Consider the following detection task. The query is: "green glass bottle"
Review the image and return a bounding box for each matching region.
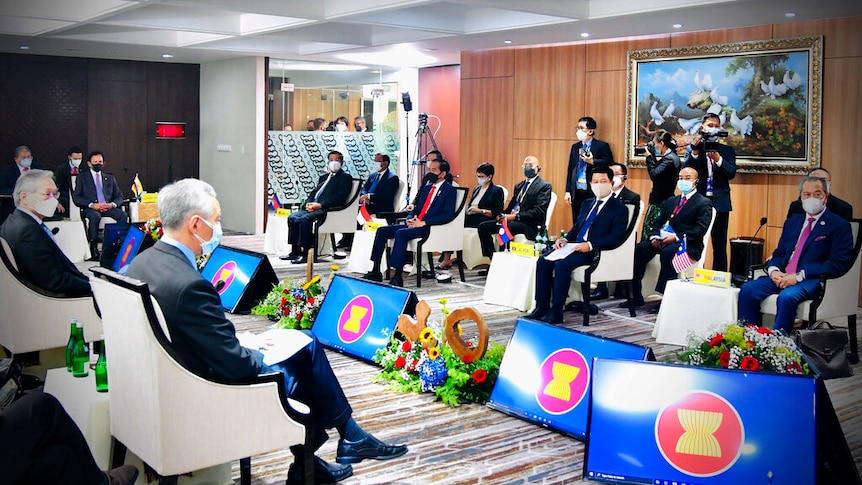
[95,339,108,392]
[65,320,81,372]
[72,338,90,378]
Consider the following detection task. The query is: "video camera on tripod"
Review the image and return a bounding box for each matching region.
[418,112,428,127]
[696,129,729,152]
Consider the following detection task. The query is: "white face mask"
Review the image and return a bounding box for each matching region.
[328,161,342,172]
[612,175,623,190]
[576,129,588,142]
[193,217,223,256]
[591,182,612,199]
[373,162,382,172]
[32,194,59,217]
[70,157,82,168]
[19,157,33,169]
[477,176,489,186]
[336,124,348,132]
[801,196,825,215]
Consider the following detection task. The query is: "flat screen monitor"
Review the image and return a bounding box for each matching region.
[199,246,268,312]
[585,359,817,484]
[112,225,145,273]
[487,319,652,440]
[103,222,130,251]
[312,274,415,362]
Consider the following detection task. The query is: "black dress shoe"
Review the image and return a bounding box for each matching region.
[388,275,404,287]
[336,435,408,464]
[589,288,609,300]
[291,256,308,264]
[527,308,549,320]
[287,455,353,484]
[539,312,563,325]
[362,271,383,282]
[421,270,436,279]
[280,251,300,261]
[618,299,644,308]
[477,269,488,276]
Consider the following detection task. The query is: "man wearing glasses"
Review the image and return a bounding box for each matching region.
[0,170,91,296]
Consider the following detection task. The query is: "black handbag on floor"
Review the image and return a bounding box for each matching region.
[795,321,853,380]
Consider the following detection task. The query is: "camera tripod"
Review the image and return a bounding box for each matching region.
[404,113,440,206]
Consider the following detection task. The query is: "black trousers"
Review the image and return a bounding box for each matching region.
[287,209,325,251]
[632,240,682,298]
[570,189,591,227]
[0,392,106,485]
[82,207,128,242]
[476,219,532,258]
[711,211,729,272]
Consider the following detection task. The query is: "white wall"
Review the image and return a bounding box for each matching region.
[200,57,265,234]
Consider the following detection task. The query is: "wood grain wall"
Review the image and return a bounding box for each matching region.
[460,17,862,277]
[418,65,461,174]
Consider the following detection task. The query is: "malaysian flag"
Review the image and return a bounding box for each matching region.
[672,236,695,274]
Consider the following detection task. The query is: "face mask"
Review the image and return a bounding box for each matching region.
[34,196,59,217]
[591,182,612,199]
[91,164,103,173]
[422,172,439,185]
[576,129,588,142]
[328,161,342,172]
[193,217,223,256]
[70,158,82,168]
[336,124,347,132]
[477,177,489,186]
[19,158,32,169]
[373,162,382,172]
[801,196,825,215]
[612,175,623,190]
[524,166,537,179]
[677,180,695,194]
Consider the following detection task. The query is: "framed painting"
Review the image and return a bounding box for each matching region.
[625,36,822,174]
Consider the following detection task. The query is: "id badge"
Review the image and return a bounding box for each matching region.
[706,177,714,196]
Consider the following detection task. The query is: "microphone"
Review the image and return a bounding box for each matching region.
[742,216,768,284]
[51,227,60,235]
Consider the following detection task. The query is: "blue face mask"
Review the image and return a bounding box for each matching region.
[194,217,223,255]
[677,180,695,194]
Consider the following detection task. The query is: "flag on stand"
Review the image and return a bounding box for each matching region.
[270,193,282,211]
[357,204,372,225]
[672,236,695,274]
[495,217,514,246]
[131,174,144,199]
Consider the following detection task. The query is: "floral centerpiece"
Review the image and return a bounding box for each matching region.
[251,266,337,330]
[677,322,811,375]
[373,298,506,407]
[141,218,163,241]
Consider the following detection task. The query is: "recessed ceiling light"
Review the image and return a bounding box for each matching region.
[422,47,438,52]
[785,11,797,18]
[161,53,173,59]
[673,23,683,29]
[18,45,29,50]
[503,39,512,44]
[370,70,381,74]
[580,32,590,38]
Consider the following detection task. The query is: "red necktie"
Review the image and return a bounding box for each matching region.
[71,167,78,175]
[785,217,815,274]
[417,185,437,221]
[672,196,687,217]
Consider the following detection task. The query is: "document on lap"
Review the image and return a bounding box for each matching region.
[257,329,313,365]
[659,223,676,240]
[544,243,577,261]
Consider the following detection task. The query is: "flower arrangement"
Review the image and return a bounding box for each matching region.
[373,298,506,407]
[251,266,337,329]
[141,218,163,242]
[677,322,811,375]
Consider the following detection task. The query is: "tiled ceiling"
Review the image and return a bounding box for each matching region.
[0,0,859,67]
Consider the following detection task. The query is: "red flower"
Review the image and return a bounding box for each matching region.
[462,355,473,364]
[740,356,761,371]
[785,361,803,373]
[471,369,487,384]
[401,341,413,352]
[745,340,755,349]
[708,334,724,347]
[308,297,315,305]
[394,357,406,369]
[719,350,731,368]
[756,326,773,335]
[296,312,303,322]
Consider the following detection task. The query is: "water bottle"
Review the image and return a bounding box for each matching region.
[560,229,567,241]
[534,225,546,253]
[72,336,90,378]
[65,320,81,372]
[95,338,108,392]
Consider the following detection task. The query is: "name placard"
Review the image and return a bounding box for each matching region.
[364,221,383,233]
[509,241,537,258]
[141,192,158,203]
[275,208,291,218]
[693,268,732,288]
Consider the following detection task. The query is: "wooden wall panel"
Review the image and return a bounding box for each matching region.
[461,49,514,79]
[821,57,862,214]
[419,65,461,173]
[146,62,201,186]
[585,37,670,72]
[773,17,862,58]
[460,77,514,178]
[512,139,573,234]
[671,25,774,47]
[584,71,627,163]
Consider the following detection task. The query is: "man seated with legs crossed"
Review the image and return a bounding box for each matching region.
[128,179,406,485]
[630,167,713,312]
[738,176,853,333]
[528,167,628,324]
[363,159,456,287]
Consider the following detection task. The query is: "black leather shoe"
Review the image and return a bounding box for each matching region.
[388,275,404,287]
[421,270,436,279]
[363,271,383,282]
[618,298,644,308]
[279,251,300,261]
[105,465,139,485]
[527,308,549,320]
[589,288,609,300]
[539,312,563,325]
[477,269,488,277]
[291,256,308,264]
[336,435,408,464]
[287,456,353,484]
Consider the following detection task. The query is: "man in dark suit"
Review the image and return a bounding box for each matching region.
[787,167,853,221]
[630,167,713,309]
[72,150,128,259]
[739,176,853,333]
[127,178,406,484]
[684,113,736,271]
[52,146,84,220]
[477,156,552,259]
[1,146,47,224]
[337,153,401,250]
[363,159,456,287]
[529,167,628,324]
[565,117,614,227]
[0,170,91,296]
[353,116,370,132]
[283,150,353,264]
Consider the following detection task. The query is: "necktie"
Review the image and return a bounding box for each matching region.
[71,167,78,175]
[22,167,29,172]
[417,185,437,221]
[672,196,687,217]
[96,174,106,203]
[576,200,603,243]
[41,223,55,242]
[314,176,332,202]
[514,181,530,211]
[785,217,815,274]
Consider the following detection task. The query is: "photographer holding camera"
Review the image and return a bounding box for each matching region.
[683,112,737,271]
[639,130,681,240]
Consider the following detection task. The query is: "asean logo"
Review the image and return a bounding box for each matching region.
[117,237,137,268]
[655,390,744,477]
[210,261,236,295]
[336,295,374,344]
[535,349,589,414]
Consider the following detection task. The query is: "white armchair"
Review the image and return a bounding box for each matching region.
[460,186,509,270]
[0,237,101,356]
[313,178,361,261]
[567,201,645,325]
[759,219,861,362]
[88,267,312,485]
[401,187,468,287]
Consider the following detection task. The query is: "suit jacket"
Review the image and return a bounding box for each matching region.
[0,162,48,195]
[787,194,853,221]
[408,182,457,225]
[768,209,853,279]
[0,209,90,296]
[565,138,614,194]
[565,195,628,250]
[72,169,124,208]
[53,161,78,217]
[614,186,641,206]
[361,170,400,215]
[308,171,353,210]
[470,183,505,215]
[646,151,681,205]
[127,241,264,382]
[684,143,736,212]
[504,176,553,228]
[650,192,714,261]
